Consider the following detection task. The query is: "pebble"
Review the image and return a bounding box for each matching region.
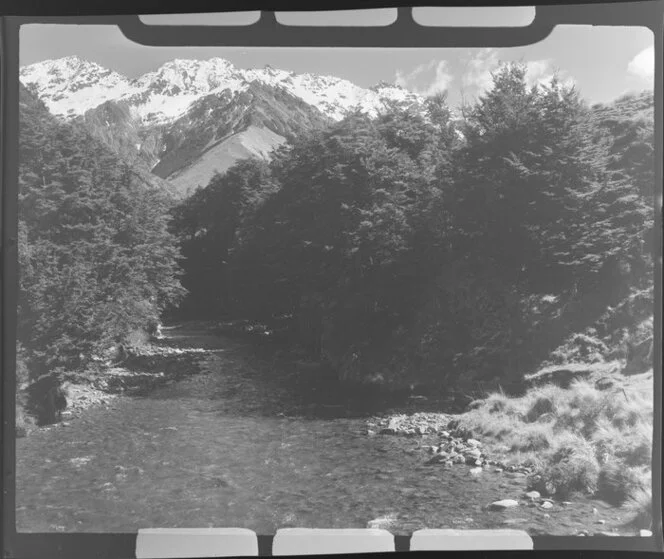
[543,514,550,519]
[540,501,554,510]
[488,499,519,511]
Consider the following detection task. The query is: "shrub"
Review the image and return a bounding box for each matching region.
[525,395,557,422]
[537,434,600,498]
[622,486,653,529]
[15,400,35,438]
[554,380,606,437]
[509,424,553,452]
[597,462,645,505]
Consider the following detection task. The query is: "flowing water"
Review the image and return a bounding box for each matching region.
[16,323,627,535]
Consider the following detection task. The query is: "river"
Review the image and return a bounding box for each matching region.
[16,323,626,535]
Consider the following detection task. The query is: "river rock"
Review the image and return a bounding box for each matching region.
[367,515,397,529]
[488,499,519,511]
[469,467,483,476]
[464,449,482,463]
[640,530,653,537]
[540,501,553,510]
[524,491,540,501]
[467,439,482,447]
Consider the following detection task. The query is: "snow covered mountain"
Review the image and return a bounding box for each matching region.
[20,56,428,197]
[20,56,425,125]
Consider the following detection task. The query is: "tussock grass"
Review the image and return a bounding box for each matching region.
[622,485,654,529]
[535,433,600,498]
[459,368,653,510]
[16,401,36,438]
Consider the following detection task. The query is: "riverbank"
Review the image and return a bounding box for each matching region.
[17,326,214,437]
[367,361,654,535]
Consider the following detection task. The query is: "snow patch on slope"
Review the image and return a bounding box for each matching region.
[19,56,135,118]
[21,56,426,125]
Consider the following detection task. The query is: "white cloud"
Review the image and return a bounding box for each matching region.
[461,48,499,93]
[524,59,576,90]
[459,51,575,98]
[628,46,654,85]
[395,59,453,97]
[525,59,553,86]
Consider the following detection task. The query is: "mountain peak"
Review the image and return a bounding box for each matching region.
[19,55,427,124]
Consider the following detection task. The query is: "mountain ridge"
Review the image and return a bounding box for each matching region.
[20,55,426,125]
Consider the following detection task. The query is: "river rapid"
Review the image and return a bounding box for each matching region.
[16,323,628,535]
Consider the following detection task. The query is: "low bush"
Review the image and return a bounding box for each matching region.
[460,366,653,506]
[597,462,647,505]
[509,424,553,452]
[622,485,653,530]
[15,400,35,438]
[536,434,600,498]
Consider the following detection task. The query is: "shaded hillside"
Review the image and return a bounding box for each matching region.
[78,82,331,198]
[17,83,185,387]
[151,82,331,196]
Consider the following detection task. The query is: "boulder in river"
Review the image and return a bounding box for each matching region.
[488,499,520,511]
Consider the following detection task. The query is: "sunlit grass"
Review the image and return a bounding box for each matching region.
[458,365,653,527]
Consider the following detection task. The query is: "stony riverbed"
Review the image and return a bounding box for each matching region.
[16,322,639,536]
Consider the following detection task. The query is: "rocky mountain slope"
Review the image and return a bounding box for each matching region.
[21,56,426,197]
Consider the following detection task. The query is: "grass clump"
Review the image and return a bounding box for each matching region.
[597,462,648,506]
[622,485,654,530]
[15,400,36,438]
[458,367,653,509]
[535,433,600,498]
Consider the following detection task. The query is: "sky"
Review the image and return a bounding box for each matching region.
[19,10,654,109]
